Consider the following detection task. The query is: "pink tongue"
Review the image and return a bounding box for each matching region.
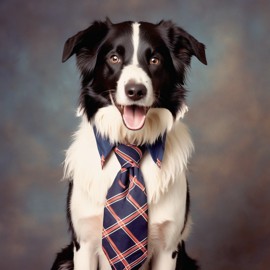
[122,105,146,130]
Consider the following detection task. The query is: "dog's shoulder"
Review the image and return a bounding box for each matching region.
[64,116,119,204]
[142,120,194,203]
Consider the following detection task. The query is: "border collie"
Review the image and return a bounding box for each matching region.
[51,19,207,270]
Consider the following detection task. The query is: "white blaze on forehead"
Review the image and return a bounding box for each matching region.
[131,22,140,65]
[115,21,154,108]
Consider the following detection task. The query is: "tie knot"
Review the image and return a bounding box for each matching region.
[114,144,145,168]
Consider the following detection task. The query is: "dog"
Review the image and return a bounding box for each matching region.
[51,18,207,270]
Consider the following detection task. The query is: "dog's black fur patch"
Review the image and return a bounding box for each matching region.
[175,241,200,270]
[51,243,74,270]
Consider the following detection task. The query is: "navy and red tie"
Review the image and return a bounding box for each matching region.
[102,144,148,270]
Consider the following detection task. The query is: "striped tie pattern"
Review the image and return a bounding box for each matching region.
[102,144,148,270]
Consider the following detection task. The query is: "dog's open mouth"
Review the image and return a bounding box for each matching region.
[118,105,149,130]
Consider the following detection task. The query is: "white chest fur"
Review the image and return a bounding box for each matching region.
[64,108,194,259]
[64,112,193,202]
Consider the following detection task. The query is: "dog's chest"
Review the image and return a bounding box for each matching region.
[64,118,193,205]
[66,135,164,205]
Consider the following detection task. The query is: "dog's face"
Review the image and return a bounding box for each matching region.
[62,19,206,132]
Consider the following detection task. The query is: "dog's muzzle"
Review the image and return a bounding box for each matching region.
[114,82,149,131]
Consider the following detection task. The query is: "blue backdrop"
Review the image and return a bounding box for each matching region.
[1,0,269,269]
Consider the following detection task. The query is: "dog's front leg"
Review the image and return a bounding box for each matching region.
[72,216,102,270]
[148,221,181,270]
[73,241,98,270]
[151,248,178,270]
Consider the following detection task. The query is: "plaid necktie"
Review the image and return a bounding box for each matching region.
[93,127,166,269]
[102,144,148,270]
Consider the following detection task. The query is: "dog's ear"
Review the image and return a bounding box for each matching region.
[62,20,109,63]
[62,30,86,62]
[175,27,207,65]
[158,21,207,66]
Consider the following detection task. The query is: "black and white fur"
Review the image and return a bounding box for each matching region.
[51,19,207,270]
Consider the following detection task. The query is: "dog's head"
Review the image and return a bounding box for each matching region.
[63,19,206,142]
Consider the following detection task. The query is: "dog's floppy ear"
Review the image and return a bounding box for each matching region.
[175,27,207,65]
[62,20,109,63]
[62,30,86,62]
[159,20,207,66]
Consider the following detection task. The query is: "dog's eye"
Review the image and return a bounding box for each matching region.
[109,55,121,64]
[149,57,160,65]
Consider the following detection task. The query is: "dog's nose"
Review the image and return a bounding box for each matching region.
[125,82,147,101]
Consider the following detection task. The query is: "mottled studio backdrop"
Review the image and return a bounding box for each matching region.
[1,0,269,269]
